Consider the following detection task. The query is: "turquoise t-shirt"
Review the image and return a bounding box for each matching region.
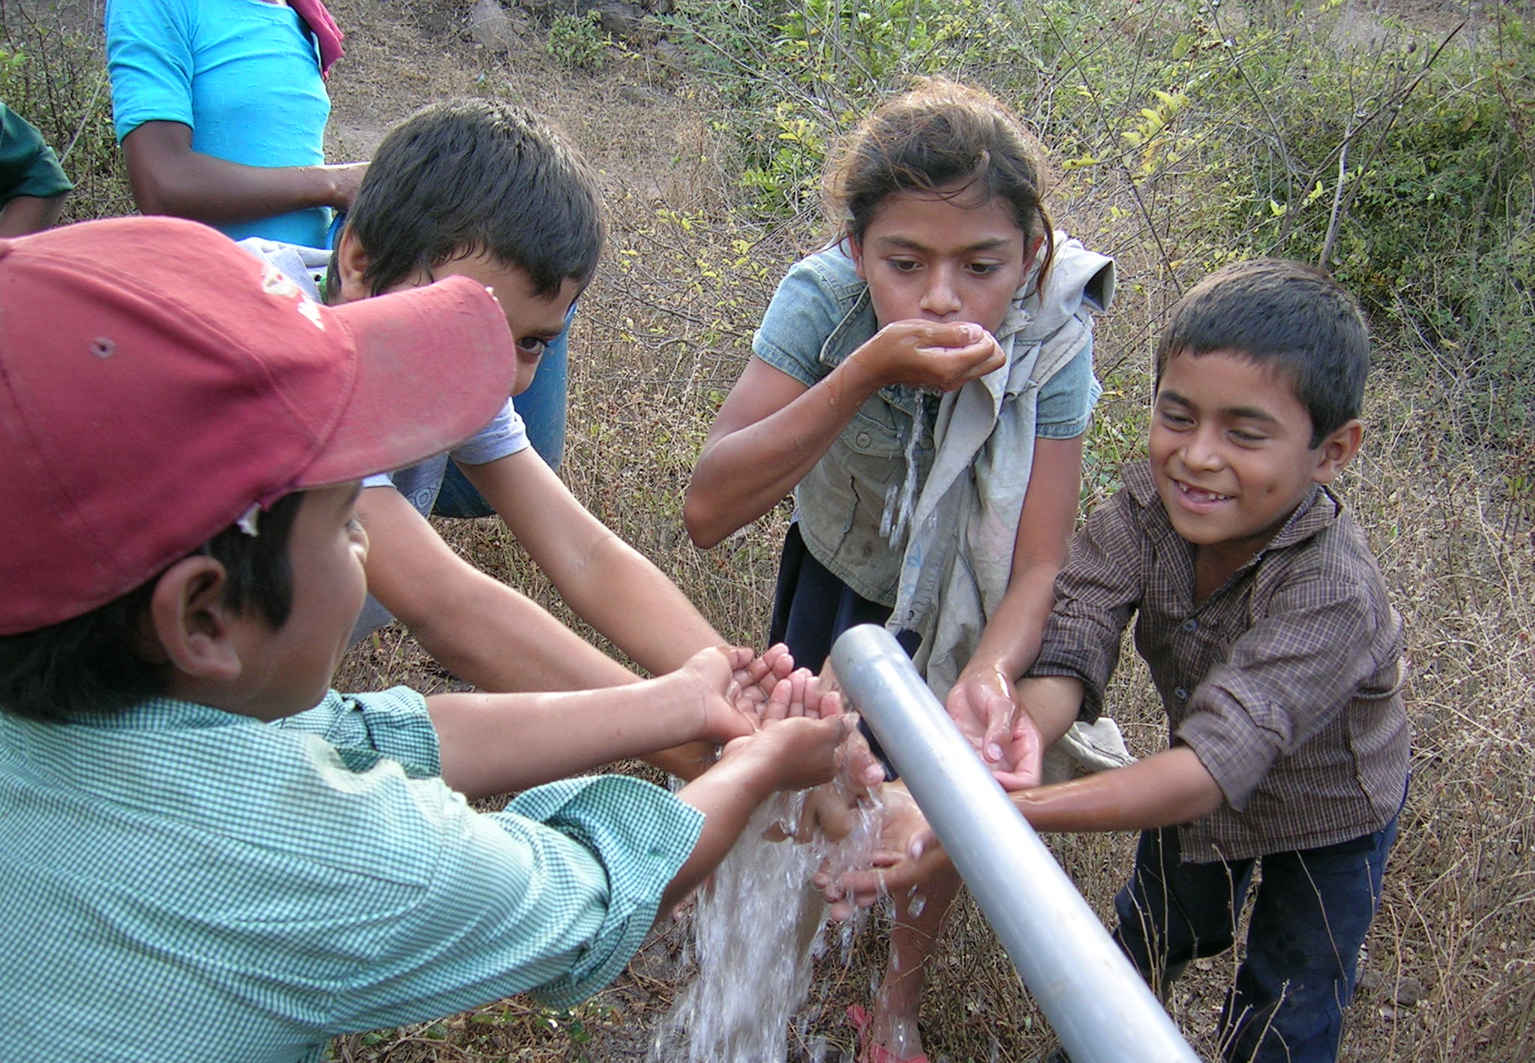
[106,0,333,246]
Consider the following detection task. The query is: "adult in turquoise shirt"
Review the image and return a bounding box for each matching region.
[106,0,573,467]
[106,0,365,246]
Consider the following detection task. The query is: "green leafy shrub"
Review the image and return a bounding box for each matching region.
[547,12,611,72]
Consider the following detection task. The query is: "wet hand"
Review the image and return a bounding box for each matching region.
[760,665,848,722]
[789,726,886,843]
[734,643,795,717]
[683,645,763,744]
[852,320,1006,393]
[946,666,1020,764]
[720,712,852,793]
[945,670,1046,790]
[815,783,946,918]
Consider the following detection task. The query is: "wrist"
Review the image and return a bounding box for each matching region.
[711,738,781,802]
[829,348,886,400]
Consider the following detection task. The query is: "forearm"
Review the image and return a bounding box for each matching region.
[1015,676,1085,746]
[1014,747,1224,833]
[428,673,706,799]
[642,741,718,782]
[124,124,362,222]
[551,530,726,675]
[960,433,1081,686]
[684,357,882,547]
[0,192,67,236]
[659,749,782,913]
[963,559,1059,684]
[404,573,640,692]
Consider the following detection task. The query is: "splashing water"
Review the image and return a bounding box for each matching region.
[651,788,887,1063]
[879,402,928,547]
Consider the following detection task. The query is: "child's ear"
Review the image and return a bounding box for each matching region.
[1025,232,1047,270]
[147,556,244,681]
[333,226,374,305]
[848,234,867,281]
[1312,419,1364,485]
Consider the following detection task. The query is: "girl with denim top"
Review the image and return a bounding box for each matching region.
[685,80,1124,1063]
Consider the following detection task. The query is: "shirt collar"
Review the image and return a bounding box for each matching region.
[56,696,263,731]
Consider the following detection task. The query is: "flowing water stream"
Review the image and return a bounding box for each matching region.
[650,789,887,1063]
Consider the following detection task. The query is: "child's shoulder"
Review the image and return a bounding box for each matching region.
[782,241,863,297]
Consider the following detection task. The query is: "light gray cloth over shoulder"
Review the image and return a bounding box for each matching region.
[883,238,1132,780]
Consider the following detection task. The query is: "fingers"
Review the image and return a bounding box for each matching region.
[981,697,1017,766]
[763,642,796,681]
[806,684,844,721]
[840,735,887,791]
[759,673,793,722]
[990,764,1043,792]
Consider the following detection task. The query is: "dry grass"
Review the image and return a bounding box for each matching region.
[331,138,1535,1060]
[11,0,1518,1055]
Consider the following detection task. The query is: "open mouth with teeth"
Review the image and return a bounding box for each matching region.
[1172,479,1233,506]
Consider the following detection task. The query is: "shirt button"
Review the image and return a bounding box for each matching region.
[855,431,872,448]
[1174,687,1189,700]
[1181,618,1198,633]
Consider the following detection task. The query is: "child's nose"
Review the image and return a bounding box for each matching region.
[1183,428,1225,470]
[920,268,962,318]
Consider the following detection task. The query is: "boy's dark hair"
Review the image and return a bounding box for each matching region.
[336,99,605,299]
[0,493,304,721]
[1154,259,1370,446]
[826,78,1056,287]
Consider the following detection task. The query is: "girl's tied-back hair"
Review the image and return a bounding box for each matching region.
[825,79,1057,291]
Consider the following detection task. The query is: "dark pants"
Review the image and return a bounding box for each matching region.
[1113,815,1399,1063]
[769,523,918,778]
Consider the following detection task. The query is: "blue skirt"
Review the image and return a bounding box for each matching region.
[770,523,918,777]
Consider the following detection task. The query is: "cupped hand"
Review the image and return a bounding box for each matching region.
[946,665,1020,765]
[851,320,1006,393]
[720,712,852,793]
[760,665,848,723]
[682,645,763,745]
[788,725,887,844]
[814,782,947,918]
[735,643,796,715]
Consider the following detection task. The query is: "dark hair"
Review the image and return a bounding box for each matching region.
[1154,259,1370,446]
[826,79,1056,286]
[335,99,605,299]
[0,492,304,721]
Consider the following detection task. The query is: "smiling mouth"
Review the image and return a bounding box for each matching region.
[1173,479,1232,504]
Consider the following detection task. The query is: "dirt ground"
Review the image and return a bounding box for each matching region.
[323,0,710,209]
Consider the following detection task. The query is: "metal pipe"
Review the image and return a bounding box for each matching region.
[830,624,1200,1063]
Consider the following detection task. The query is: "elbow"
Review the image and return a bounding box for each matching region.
[682,489,728,550]
[125,165,182,218]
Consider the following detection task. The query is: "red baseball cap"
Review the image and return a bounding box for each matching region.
[0,216,518,635]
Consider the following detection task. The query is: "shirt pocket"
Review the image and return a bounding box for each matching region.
[840,402,906,459]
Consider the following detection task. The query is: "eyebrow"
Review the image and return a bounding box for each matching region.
[342,482,363,508]
[1158,389,1281,425]
[873,234,1016,255]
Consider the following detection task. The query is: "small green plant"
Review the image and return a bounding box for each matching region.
[0,9,133,222]
[547,12,610,72]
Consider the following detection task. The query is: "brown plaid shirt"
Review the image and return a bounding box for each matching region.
[1030,462,1409,862]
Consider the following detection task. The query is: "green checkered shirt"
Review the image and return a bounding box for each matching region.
[0,687,702,1061]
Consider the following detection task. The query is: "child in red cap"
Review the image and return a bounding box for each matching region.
[0,216,851,1062]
